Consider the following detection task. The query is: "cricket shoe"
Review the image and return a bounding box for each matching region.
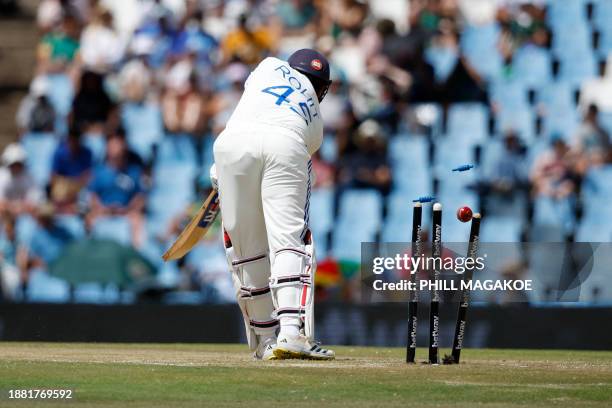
[273,334,335,360]
[254,337,277,360]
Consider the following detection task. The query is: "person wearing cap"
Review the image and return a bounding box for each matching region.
[212,49,334,360]
[0,143,43,217]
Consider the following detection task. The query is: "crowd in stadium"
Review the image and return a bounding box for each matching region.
[1,0,611,303]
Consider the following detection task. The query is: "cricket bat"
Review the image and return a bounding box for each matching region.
[162,189,220,261]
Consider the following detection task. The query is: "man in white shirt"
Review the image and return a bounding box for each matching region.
[213,49,334,360]
[0,144,42,216]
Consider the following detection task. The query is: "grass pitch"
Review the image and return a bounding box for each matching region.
[0,343,611,407]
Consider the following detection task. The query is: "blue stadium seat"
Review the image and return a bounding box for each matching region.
[547,0,588,29]
[598,27,612,58]
[536,82,575,112]
[74,283,120,303]
[147,186,194,233]
[531,196,574,241]
[479,215,521,242]
[512,44,552,87]
[382,192,419,242]
[537,82,580,138]
[319,133,338,163]
[425,45,458,83]
[490,80,529,111]
[21,132,58,186]
[308,187,334,239]
[91,216,132,246]
[331,220,376,261]
[337,189,383,233]
[392,166,432,197]
[156,134,198,171]
[593,0,612,31]
[389,134,429,171]
[433,138,477,177]
[121,102,164,161]
[26,268,70,302]
[460,24,502,80]
[558,51,597,87]
[46,73,74,117]
[446,103,489,143]
[551,20,592,58]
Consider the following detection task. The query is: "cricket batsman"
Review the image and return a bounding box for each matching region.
[212,49,334,360]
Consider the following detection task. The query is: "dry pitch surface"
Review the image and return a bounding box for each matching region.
[0,343,611,407]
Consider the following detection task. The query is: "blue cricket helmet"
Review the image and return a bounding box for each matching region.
[288,48,332,102]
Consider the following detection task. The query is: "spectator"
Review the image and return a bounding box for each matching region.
[337,119,392,196]
[530,135,577,199]
[572,105,611,173]
[79,6,123,72]
[37,12,81,73]
[27,203,77,270]
[71,70,114,131]
[0,144,42,217]
[221,14,275,65]
[162,58,209,135]
[50,126,93,211]
[16,76,56,134]
[276,0,318,37]
[0,216,27,301]
[118,57,154,103]
[87,132,145,248]
[486,131,529,196]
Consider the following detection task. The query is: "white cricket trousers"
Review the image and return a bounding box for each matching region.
[213,127,312,340]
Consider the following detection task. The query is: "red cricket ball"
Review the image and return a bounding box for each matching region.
[456,206,473,223]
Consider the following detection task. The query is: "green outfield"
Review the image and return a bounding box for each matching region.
[0,343,611,407]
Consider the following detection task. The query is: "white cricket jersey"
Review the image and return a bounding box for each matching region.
[225,57,324,156]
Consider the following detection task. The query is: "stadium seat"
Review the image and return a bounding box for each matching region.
[156,134,198,171]
[551,20,592,59]
[393,166,432,197]
[592,0,612,31]
[558,52,597,87]
[446,103,489,143]
[337,189,383,233]
[479,215,521,242]
[121,102,163,162]
[91,216,132,246]
[531,196,574,241]
[26,268,70,302]
[319,133,338,163]
[21,132,58,186]
[382,192,420,242]
[308,187,334,238]
[536,82,576,113]
[546,0,588,29]
[331,220,376,261]
[389,134,429,175]
[511,44,553,88]
[490,79,530,111]
[460,24,503,80]
[433,138,477,176]
[46,73,74,117]
[74,283,120,304]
